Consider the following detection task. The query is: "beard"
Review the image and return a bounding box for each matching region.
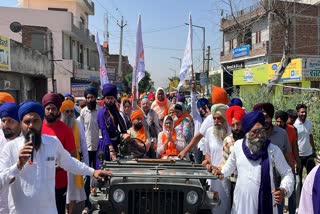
[232,129,245,141]
[45,113,58,123]
[213,121,227,140]
[61,114,75,128]
[23,128,42,148]
[246,133,267,154]
[264,122,272,131]
[3,128,17,139]
[133,122,143,130]
[105,101,117,110]
[87,101,97,110]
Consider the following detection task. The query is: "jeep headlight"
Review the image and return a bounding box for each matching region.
[186,191,198,205]
[113,188,125,203]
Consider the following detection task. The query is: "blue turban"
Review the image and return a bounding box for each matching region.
[176,93,186,103]
[64,93,72,98]
[241,111,265,134]
[18,101,44,121]
[84,86,98,98]
[102,83,117,98]
[228,98,243,107]
[0,102,19,122]
[197,98,209,109]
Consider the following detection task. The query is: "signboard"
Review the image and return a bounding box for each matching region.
[200,72,207,85]
[107,67,116,81]
[233,64,268,85]
[71,83,91,97]
[233,45,250,58]
[268,58,302,82]
[0,35,10,71]
[302,58,320,81]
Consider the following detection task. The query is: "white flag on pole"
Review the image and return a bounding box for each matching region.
[132,15,145,95]
[96,32,109,88]
[177,14,193,91]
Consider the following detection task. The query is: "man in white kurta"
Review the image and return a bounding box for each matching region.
[0,102,21,214]
[0,101,111,214]
[202,104,231,213]
[298,164,320,214]
[214,111,294,214]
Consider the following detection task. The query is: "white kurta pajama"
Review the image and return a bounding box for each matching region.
[221,139,294,214]
[66,120,90,203]
[0,135,95,214]
[203,126,231,214]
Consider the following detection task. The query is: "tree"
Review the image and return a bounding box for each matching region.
[122,71,154,94]
[221,0,299,93]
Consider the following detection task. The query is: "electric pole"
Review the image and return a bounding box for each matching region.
[205,46,212,95]
[104,13,109,43]
[117,16,127,81]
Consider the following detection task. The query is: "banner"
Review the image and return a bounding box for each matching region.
[0,35,10,71]
[96,32,109,88]
[177,14,193,91]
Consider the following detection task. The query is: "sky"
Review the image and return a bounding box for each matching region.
[0,0,254,89]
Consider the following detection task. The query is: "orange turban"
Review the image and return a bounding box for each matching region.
[60,100,74,112]
[130,109,144,121]
[226,106,246,126]
[212,86,229,105]
[0,92,15,103]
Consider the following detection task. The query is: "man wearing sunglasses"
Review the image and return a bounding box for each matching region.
[212,111,294,214]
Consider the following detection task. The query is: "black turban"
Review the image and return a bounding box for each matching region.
[84,86,98,98]
[253,102,274,118]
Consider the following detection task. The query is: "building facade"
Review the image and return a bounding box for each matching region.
[0,0,100,96]
[220,0,320,94]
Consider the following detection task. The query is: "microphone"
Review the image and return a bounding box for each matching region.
[28,133,35,165]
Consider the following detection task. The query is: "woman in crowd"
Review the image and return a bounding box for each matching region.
[157,115,185,159]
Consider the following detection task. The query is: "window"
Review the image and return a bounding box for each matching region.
[80,17,85,30]
[31,34,46,53]
[48,8,67,12]
[229,39,234,51]
[256,31,261,44]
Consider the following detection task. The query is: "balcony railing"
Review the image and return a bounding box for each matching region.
[82,0,94,14]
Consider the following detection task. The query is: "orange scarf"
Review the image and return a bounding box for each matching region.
[174,111,191,128]
[135,126,147,142]
[73,122,84,188]
[156,98,169,117]
[161,130,178,158]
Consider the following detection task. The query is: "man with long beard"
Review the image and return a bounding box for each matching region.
[41,93,77,214]
[202,103,231,213]
[60,100,89,214]
[0,103,21,214]
[213,111,294,214]
[0,101,111,214]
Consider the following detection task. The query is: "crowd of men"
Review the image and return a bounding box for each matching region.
[0,81,319,214]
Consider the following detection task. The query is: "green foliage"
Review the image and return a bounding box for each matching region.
[232,86,320,150]
[122,71,154,94]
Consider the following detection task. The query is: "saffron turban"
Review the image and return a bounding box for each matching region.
[19,101,44,121]
[176,93,186,103]
[148,92,155,101]
[131,109,144,121]
[212,86,229,105]
[197,98,209,109]
[102,83,117,98]
[42,93,62,109]
[241,111,265,134]
[60,100,74,112]
[0,92,15,103]
[211,104,228,120]
[84,86,98,98]
[0,102,19,122]
[228,98,243,107]
[226,105,246,126]
[253,102,274,118]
